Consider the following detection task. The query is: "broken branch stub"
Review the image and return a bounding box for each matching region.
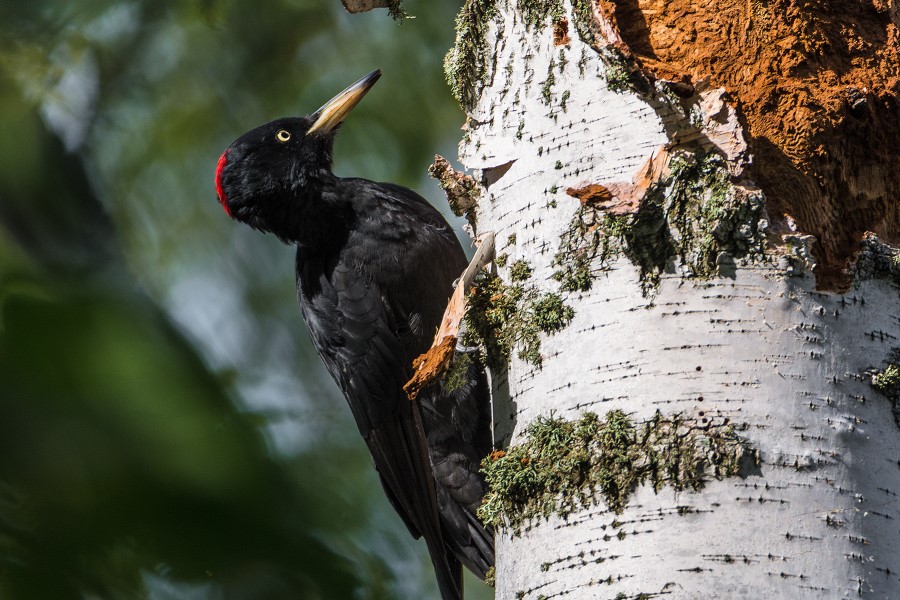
[429,155,481,219]
[340,0,390,13]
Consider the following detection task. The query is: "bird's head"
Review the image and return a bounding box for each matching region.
[215,69,381,242]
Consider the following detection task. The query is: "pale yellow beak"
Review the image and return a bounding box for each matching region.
[307,69,382,135]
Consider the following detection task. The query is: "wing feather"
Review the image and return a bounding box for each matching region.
[297,255,461,598]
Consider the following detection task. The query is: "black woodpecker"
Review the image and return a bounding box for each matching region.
[215,70,494,600]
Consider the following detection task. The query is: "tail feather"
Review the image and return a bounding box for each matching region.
[439,492,494,579]
[428,541,463,600]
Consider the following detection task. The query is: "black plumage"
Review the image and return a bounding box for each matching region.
[215,70,494,599]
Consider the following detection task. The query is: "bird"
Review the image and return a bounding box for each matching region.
[215,69,494,599]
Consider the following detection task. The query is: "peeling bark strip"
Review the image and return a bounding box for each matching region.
[566,183,614,205]
[405,336,458,401]
[451,0,900,598]
[565,147,671,214]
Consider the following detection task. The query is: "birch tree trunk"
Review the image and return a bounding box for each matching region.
[348,1,900,597]
[440,1,900,598]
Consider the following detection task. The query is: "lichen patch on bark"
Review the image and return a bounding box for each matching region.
[590,0,900,289]
[478,410,755,533]
[852,232,900,285]
[873,363,900,399]
[553,149,768,295]
[871,355,900,429]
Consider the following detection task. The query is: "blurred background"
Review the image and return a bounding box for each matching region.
[0,1,490,598]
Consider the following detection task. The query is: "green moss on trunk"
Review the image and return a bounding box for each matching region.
[604,53,632,93]
[463,271,574,368]
[445,0,498,110]
[479,410,755,532]
[566,2,649,95]
[569,0,596,44]
[552,205,616,292]
[443,352,474,393]
[541,57,557,105]
[483,566,496,587]
[509,259,533,282]
[518,0,564,29]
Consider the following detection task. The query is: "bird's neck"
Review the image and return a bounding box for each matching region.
[277,174,353,254]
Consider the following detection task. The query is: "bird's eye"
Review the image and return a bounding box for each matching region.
[276,129,291,142]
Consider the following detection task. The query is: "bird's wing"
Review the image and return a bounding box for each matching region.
[297,255,462,600]
[360,180,468,350]
[358,180,496,578]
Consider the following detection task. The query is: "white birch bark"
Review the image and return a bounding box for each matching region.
[454,1,900,598]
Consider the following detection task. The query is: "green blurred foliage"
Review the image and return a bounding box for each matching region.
[0,0,492,598]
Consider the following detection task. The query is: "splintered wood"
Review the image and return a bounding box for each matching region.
[596,0,900,287]
[404,233,495,401]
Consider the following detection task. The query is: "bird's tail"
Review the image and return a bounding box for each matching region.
[428,545,463,600]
